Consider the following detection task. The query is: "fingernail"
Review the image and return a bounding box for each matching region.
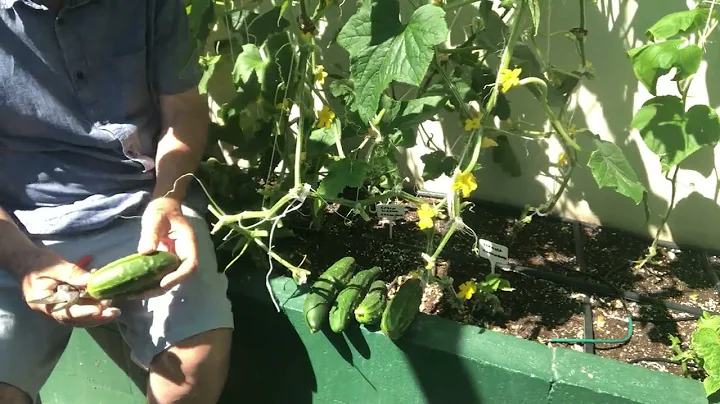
[103,307,121,317]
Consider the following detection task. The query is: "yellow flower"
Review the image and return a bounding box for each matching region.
[300,31,313,41]
[557,152,568,166]
[417,203,435,230]
[568,124,577,136]
[314,65,328,85]
[457,280,477,300]
[452,171,478,198]
[499,67,522,93]
[481,137,498,148]
[276,98,291,111]
[464,117,481,131]
[316,105,335,129]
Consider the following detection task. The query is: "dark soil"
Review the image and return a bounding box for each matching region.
[219,195,718,380]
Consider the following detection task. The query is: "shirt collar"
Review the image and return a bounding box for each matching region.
[1,0,92,9]
[0,0,18,8]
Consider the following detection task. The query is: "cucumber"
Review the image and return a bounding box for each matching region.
[86,251,181,299]
[303,257,357,333]
[354,280,388,325]
[329,266,382,333]
[381,277,424,340]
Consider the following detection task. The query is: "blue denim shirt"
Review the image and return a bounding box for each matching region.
[0,0,205,236]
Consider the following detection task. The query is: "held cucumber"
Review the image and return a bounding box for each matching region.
[302,257,357,333]
[329,266,382,333]
[380,277,424,340]
[86,251,181,299]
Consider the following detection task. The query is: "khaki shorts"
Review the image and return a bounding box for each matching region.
[0,205,234,401]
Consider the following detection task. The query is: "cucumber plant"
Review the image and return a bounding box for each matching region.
[668,312,720,397]
[184,0,657,317]
[625,3,719,269]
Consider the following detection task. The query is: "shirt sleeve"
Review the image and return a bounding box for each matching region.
[150,0,202,96]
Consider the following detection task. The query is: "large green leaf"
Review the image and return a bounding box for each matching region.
[704,375,720,398]
[646,7,711,41]
[631,96,720,172]
[627,40,702,95]
[317,158,371,197]
[232,44,266,85]
[587,138,646,204]
[421,151,457,181]
[336,0,448,122]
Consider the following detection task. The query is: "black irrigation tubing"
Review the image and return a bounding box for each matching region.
[573,221,595,354]
[508,265,720,318]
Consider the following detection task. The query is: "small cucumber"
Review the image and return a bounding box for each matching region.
[303,257,357,333]
[86,251,181,299]
[329,266,382,333]
[381,277,424,340]
[354,280,387,325]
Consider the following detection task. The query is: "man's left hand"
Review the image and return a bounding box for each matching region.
[136,197,199,298]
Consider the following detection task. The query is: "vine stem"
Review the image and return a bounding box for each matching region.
[635,165,680,269]
[515,77,581,151]
[424,218,461,271]
[578,0,587,69]
[461,0,526,175]
[443,0,480,11]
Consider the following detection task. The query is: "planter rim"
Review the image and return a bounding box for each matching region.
[245,274,715,404]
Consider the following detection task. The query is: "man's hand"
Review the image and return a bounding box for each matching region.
[137,197,198,297]
[21,251,120,327]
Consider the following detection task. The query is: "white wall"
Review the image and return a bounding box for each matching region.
[204,0,720,251]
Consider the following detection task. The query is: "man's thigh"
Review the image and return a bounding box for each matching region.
[0,270,72,403]
[44,205,235,371]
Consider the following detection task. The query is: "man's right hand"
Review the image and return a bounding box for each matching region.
[20,249,121,327]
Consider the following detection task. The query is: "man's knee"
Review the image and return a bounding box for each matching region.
[0,383,32,404]
[147,328,232,404]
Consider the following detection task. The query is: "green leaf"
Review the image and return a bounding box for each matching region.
[232,44,266,85]
[698,312,720,331]
[491,135,521,177]
[627,40,702,94]
[631,96,720,172]
[587,138,646,204]
[187,0,215,45]
[318,158,371,197]
[646,8,711,41]
[421,151,457,181]
[307,120,341,159]
[336,1,448,122]
[693,328,720,355]
[230,7,291,44]
[704,375,720,397]
[198,55,222,95]
[381,96,444,135]
[260,32,294,103]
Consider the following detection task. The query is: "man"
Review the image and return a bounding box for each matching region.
[0,1,234,403]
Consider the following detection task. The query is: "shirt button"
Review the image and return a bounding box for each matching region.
[56,17,64,25]
[75,71,85,80]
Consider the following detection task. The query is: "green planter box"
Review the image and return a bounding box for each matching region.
[225,272,718,404]
[40,270,718,404]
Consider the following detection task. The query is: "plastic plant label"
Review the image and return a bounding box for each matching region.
[478,238,509,273]
[376,203,406,220]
